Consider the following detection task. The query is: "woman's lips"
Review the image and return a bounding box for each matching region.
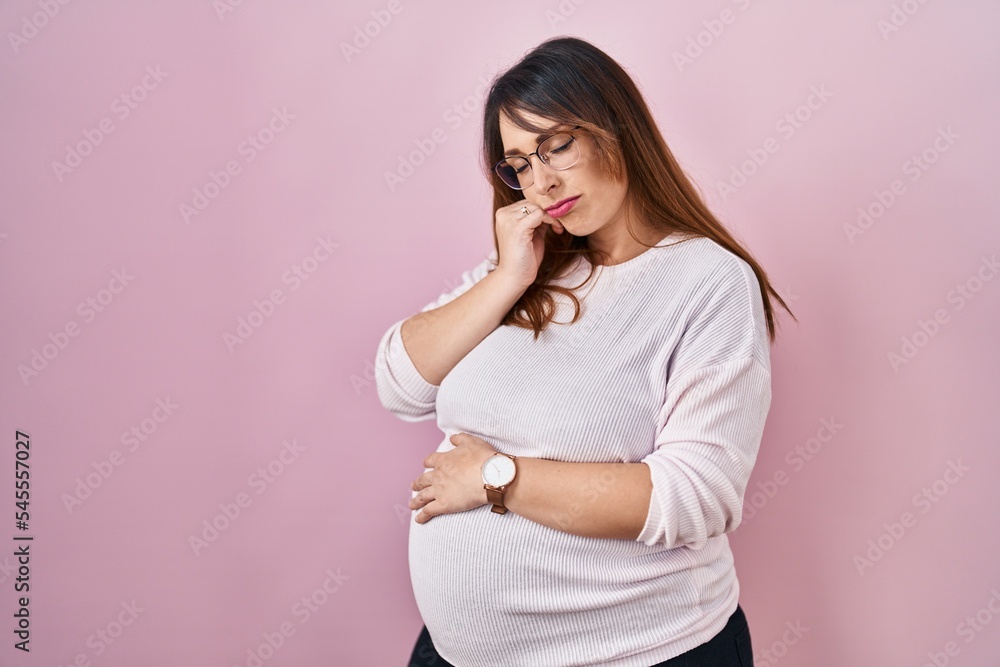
[546,196,580,218]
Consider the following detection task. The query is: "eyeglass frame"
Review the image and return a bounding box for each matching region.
[493,124,583,190]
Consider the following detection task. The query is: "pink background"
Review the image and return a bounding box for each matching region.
[1,1,998,665]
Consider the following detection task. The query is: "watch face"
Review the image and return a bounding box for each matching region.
[482,454,516,486]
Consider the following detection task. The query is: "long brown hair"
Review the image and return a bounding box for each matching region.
[481,36,796,342]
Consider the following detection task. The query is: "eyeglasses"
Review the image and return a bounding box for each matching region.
[494,125,582,190]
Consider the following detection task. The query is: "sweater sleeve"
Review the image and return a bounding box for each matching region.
[374,248,499,423]
[636,256,772,550]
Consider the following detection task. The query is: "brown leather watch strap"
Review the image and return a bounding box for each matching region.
[485,485,508,514]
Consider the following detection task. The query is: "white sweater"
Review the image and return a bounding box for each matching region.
[375,231,772,667]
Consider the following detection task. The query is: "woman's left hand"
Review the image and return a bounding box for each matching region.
[409,433,496,524]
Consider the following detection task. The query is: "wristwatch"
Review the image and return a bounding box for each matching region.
[481,451,518,514]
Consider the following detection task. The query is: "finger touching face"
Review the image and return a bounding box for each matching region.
[498,109,628,237]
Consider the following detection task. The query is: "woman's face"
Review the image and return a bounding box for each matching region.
[498,110,630,238]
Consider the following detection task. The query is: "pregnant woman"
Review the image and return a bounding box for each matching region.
[375,36,796,667]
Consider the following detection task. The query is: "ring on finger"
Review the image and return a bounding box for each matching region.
[520,205,530,217]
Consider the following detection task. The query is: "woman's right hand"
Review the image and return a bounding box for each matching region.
[493,200,565,289]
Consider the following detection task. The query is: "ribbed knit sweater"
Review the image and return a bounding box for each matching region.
[375,231,772,667]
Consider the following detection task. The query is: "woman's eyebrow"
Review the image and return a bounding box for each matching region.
[503,128,568,157]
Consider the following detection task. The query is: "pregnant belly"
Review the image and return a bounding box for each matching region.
[408,502,548,615]
[407,501,598,650]
[406,493,675,651]
[405,452,739,666]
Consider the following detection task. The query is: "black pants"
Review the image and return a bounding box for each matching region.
[408,604,752,666]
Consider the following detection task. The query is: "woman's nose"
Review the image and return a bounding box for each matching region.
[531,159,560,194]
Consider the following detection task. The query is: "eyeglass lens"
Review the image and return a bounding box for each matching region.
[496,133,579,190]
